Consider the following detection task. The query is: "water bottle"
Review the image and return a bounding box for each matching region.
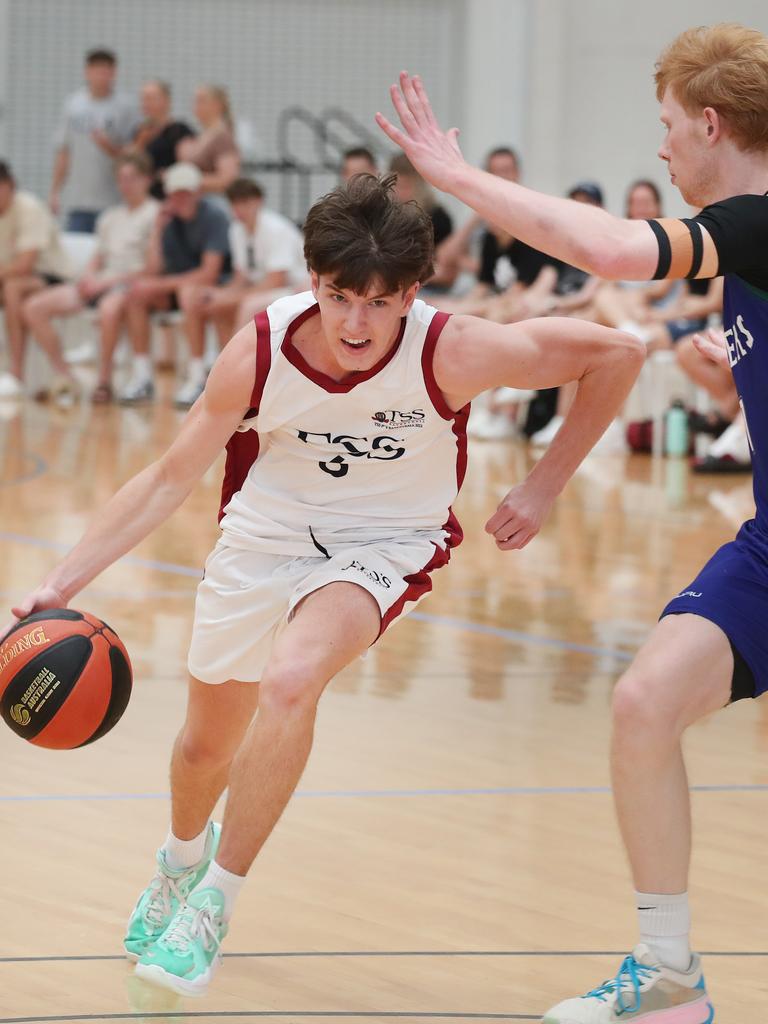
[665,400,689,457]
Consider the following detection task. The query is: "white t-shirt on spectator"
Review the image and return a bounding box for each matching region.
[0,191,72,280]
[229,209,306,288]
[95,198,159,278]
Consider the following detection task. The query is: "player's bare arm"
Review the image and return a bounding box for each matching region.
[376,73,719,282]
[11,323,258,620]
[434,316,644,549]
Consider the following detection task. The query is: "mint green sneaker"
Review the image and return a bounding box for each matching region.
[134,888,227,996]
[123,822,220,962]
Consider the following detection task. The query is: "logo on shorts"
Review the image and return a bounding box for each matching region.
[371,409,425,430]
[341,559,392,589]
[677,590,702,599]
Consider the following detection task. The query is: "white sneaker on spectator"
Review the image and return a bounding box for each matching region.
[467,407,517,440]
[174,376,206,410]
[0,372,24,398]
[589,418,628,455]
[118,378,155,405]
[530,415,564,447]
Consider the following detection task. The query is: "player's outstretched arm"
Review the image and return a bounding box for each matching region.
[376,72,657,280]
[434,316,645,549]
[10,324,257,622]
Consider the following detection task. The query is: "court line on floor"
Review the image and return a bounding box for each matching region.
[2,782,768,804]
[1,949,766,964]
[0,454,48,488]
[0,532,635,663]
[0,1014,535,1023]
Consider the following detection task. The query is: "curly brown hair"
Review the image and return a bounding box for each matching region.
[303,173,435,294]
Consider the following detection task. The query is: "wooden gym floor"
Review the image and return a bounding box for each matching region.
[1,381,766,1022]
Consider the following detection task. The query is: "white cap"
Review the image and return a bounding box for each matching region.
[165,162,203,194]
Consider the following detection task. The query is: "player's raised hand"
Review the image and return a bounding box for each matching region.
[692,327,730,367]
[376,72,468,194]
[485,482,555,551]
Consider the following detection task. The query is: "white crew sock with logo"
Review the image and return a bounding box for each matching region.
[636,891,692,972]
[195,859,246,920]
[132,354,153,385]
[163,824,209,871]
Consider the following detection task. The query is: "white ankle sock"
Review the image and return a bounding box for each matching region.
[163,824,209,870]
[133,354,152,382]
[196,859,245,920]
[636,891,692,972]
[187,357,205,384]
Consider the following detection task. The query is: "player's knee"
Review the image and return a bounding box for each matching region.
[259,659,325,713]
[611,669,675,738]
[178,729,233,771]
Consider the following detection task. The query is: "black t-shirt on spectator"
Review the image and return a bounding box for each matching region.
[478,230,561,291]
[431,205,453,247]
[146,121,196,199]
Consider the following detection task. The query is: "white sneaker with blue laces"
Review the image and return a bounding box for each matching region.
[541,944,714,1023]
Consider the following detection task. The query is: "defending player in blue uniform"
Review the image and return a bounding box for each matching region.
[379,21,768,1023]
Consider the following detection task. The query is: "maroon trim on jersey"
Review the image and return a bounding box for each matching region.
[421,310,461,421]
[379,311,470,636]
[421,308,468,549]
[217,311,273,523]
[281,302,407,393]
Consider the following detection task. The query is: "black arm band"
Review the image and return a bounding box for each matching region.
[682,218,704,278]
[646,219,671,279]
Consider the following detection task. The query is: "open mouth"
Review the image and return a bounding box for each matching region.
[341,337,372,352]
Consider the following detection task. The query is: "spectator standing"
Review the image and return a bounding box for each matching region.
[50,48,140,232]
[339,147,378,182]
[176,85,240,199]
[119,163,230,407]
[179,178,306,372]
[23,154,159,404]
[133,81,194,200]
[0,162,72,397]
[389,153,452,245]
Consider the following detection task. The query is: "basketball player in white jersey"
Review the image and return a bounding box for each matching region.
[11,173,642,996]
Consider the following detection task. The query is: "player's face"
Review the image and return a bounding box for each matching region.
[658,89,717,206]
[312,272,419,375]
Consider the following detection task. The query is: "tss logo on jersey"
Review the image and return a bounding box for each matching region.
[296,429,406,478]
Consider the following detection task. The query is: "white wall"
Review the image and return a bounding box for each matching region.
[524,0,768,215]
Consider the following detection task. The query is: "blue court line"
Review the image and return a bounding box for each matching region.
[0,532,635,662]
[2,783,767,804]
[0,454,48,488]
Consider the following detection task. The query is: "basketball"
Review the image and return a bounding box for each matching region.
[0,609,132,749]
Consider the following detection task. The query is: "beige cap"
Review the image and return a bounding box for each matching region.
[165,162,203,194]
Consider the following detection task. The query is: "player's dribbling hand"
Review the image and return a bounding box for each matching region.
[692,327,729,367]
[4,584,69,640]
[376,72,468,194]
[485,483,554,551]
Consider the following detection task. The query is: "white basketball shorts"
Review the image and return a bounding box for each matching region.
[187,536,450,684]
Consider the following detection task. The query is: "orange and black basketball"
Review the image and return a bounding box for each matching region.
[0,609,132,749]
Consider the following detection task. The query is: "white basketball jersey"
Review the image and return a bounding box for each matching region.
[219,291,469,556]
